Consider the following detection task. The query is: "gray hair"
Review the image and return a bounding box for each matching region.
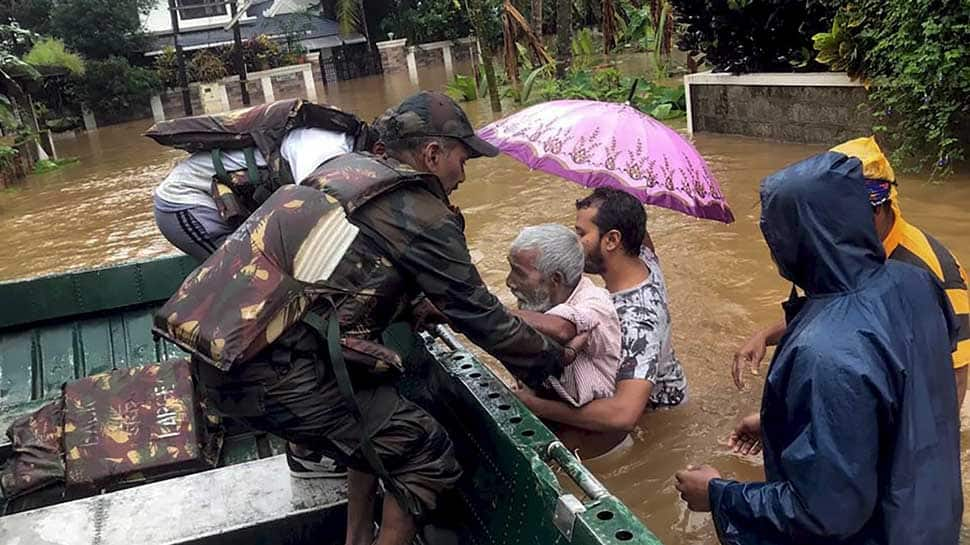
[511,224,584,289]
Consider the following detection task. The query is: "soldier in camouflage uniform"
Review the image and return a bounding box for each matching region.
[180,92,568,545]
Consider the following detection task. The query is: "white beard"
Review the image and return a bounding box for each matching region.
[513,287,553,313]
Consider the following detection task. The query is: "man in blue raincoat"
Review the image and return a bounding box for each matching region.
[674,149,963,544]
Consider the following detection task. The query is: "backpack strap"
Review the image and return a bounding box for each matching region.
[301,311,421,516]
[242,147,261,185]
[211,149,229,182]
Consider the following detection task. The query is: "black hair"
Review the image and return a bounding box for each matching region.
[575,188,646,256]
[384,136,462,161]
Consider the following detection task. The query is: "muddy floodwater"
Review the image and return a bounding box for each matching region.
[2,63,970,544]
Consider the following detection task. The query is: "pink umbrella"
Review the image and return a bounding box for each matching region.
[478,99,734,223]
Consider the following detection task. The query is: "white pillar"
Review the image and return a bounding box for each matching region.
[261,76,276,103]
[81,104,97,131]
[150,94,166,123]
[301,66,319,102]
[406,47,419,86]
[475,39,483,65]
[442,44,454,79]
[683,75,694,136]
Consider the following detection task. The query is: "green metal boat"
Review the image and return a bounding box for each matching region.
[0,255,662,545]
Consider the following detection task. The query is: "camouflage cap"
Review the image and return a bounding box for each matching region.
[375,91,500,158]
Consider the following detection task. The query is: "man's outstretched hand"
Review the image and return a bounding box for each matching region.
[675,465,721,512]
[732,331,767,390]
[411,297,448,332]
[728,413,762,456]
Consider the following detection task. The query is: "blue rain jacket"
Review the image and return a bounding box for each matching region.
[709,152,963,545]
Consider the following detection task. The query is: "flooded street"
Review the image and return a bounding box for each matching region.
[2,64,970,544]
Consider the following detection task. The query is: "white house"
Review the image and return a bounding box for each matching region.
[140,0,366,58]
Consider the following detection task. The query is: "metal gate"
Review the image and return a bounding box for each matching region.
[319,43,383,85]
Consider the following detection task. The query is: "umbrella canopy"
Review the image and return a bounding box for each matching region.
[478,99,734,223]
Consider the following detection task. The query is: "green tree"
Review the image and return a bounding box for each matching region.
[67,56,160,114]
[814,1,970,178]
[49,0,155,59]
[0,0,54,36]
[24,38,85,75]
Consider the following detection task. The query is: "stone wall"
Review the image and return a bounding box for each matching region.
[686,73,872,145]
[414,48,444,68]
[378,39,408,74]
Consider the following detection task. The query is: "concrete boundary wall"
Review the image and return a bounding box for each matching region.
[684,71,872,145]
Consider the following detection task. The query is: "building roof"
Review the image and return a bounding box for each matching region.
[145,0,364,55]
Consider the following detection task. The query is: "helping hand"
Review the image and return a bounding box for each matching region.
[727,413,762,456]
[563,331,591,364]
[512,381,545,416]
[411,297,448,332]
[732,331,767,390]
[674,464,721,512]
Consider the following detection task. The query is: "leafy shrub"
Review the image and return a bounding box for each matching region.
[814,1,970,177]
[157,35,290,88]
[0,145,18,169]
[33,157,79,174]
[445,74,478,102]
[67,56,161,114]
[154,46,179,88]
[380,0,474,44]
[521,66,687,119]
[669,0,839,73]
[24,38,85,75]
[189,50,228,83]
[232,34,286,71]
[812,6,866,78]
[571,28,596,69]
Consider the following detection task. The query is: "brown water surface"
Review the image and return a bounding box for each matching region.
[2,64,970,544]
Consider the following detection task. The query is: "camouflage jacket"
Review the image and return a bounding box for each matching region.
[306,154,565,388]
[155,153,563,389]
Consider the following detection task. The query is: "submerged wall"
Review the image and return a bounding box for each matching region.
[685,72,872,145]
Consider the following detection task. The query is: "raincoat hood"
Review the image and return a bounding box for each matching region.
[760,151,885,296]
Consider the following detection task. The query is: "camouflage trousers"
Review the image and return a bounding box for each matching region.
[194,330,461,518]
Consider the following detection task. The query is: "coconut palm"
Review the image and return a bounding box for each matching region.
[555,0,572,76]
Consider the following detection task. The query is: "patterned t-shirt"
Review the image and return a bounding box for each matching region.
[612,247,687,406]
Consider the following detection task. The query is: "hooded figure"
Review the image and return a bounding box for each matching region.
[709,151,963,544]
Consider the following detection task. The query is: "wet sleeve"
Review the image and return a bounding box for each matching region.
[708,350,883,544]
[384,209,565,389]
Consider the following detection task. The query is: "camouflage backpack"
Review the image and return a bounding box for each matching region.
[145,99,375,226]
[0,359,220,508]
[153,153,435,371]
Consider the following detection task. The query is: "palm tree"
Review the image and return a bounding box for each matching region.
[602,0,615,54]
[555,0,572,77]
[531,0,542,40]
[334,0,360,36]
[464,0,502,112]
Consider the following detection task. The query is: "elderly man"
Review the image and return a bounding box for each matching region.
[515,189,687,459]
[506,224,621,408]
